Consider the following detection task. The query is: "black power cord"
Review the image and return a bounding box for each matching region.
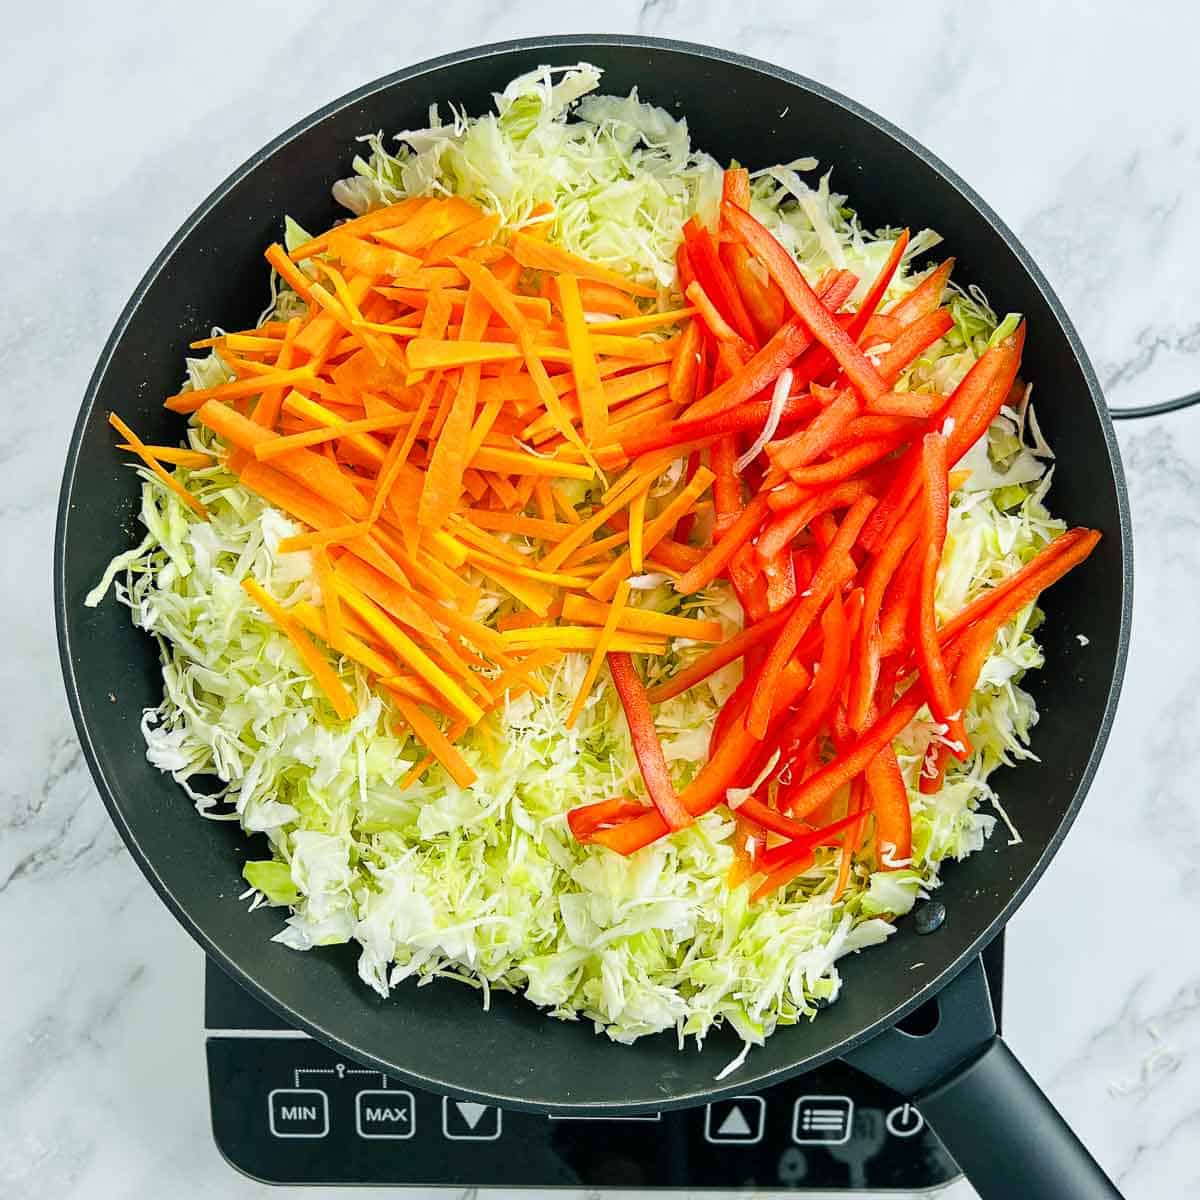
[1109,389,1200,420]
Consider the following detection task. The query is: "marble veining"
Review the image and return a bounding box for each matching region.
[4,2,1200,1197]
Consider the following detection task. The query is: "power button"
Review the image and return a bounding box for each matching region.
[885,1103,925,1139]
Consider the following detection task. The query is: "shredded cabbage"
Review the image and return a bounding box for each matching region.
[92,63,1066,1057]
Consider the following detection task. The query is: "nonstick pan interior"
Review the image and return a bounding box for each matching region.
[56,35,1131,1113]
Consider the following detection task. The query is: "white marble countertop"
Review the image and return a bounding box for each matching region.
[4,2,1199,1197]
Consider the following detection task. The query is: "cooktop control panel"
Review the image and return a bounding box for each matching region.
[205,962,968,1191]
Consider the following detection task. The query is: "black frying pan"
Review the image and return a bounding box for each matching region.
[55,36,1132,1200]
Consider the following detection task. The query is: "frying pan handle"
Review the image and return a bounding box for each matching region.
[914,1036,1124,1200]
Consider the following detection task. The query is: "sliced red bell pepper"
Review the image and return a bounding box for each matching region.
[709,672,755,757]
[847,498,923,731]
[762,547,797,612]
[865,744,912,869]
[747,495,876,738]
[681,273,857,422]
[568,797,652,841]
[676,240,697,296]
[803,230,911,386]
[645,597,801,704]
[667,319,703,408]
[711,434,742,536]
[834,776,869,900]
[722,201,889,403]
[607,651,693,831]
[592,662,813,855]
[729,543,770,620]
[874,308,955,384]
[769,593,851,801]
[866,391,945,418]
[683,216,758,346]
[886,257,955,325]
[723,242,787,341]
[675,492,772,594]
[780,437,906,488]
[915,432,964,750]
[750,811,864,902]
[756,480,872,564]
[766,388,861,472]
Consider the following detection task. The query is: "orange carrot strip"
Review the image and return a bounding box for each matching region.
[561,594,723,641]
[287,197,428,260]
[114,444,214,469]
[388,692,477,788]
[539,475,654,572]
[277,523,371,553]
[590,308,696,335]
[508,231,657,298]
[265,243,316,302]
[334,578,484,723]
[588,467,716,602]
[500,627,666,654]
[241,578,356,719]
[422,211,502,266]
[557,273,608,444]
[566,581,632,728]
[469,446,593,480]
[164,365,315,414]
[108,413,209,520]
[253,413,411,459]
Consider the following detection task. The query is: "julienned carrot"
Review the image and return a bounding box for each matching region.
[164,365,316,413]
[562,593,723,641]
[114,443,215,469]
[241,577,357,720]
[508,231,658,298]
[253,412,411,458]
[108,413,210,520]
[389,691,477,788]
[567,581,631,729]
[557,273,607,443]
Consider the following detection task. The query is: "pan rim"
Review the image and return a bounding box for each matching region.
[55,32,1133,1113]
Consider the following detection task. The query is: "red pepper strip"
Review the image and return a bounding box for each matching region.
[829,413,923,447]
[786,674,934,822]
[916,433,964,749]
[859,335,1010,553]
[766,388,861,472]
[673,449,704,544]
[568,797,651,841]
[710,672,755,757]
[940,528,1101,648]
[683,217,759,346]
[723,242,787,341]
[676,241,698,295]
[768,594,852,800]
[861,313,904,345]
[781,437,905,488]
[722,166,751,209]
[879,548,924,656]
[833,776,868,900]
[802,230,911,386]
[873,308,955,383]
[946,327,1027,466]
[711,434,742,536]
[722,201,889,403]
[667,319,703,407]
[686,280,755,358]
[750,811,865,902]
[747,495,877,738]
[886,258,955,325]
[865,744,912,869]
[730,543,770,620]
[621,392,820,459]
[681,274,857,422]
[866,391,945,418]
[675,493,772,594]
[607,651,693,831]
[763,549,797,612]
[918,534,1101,792]
[645,597,805,704]
[756,479,871,564]
[593,662,813,855]
[847,498,924,731]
